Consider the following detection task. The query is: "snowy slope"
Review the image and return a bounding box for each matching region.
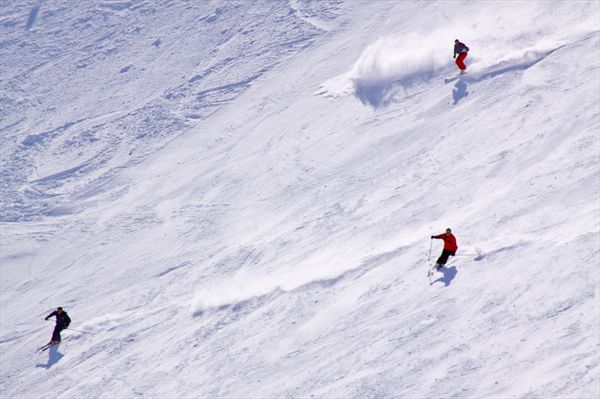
[0,0,323,222]
[1,1,599,398]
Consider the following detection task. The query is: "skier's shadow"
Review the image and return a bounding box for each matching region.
[35,344,63,369]
[452,78,468,104]
[430,266,458,287]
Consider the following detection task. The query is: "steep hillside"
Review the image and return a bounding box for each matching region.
[0,0,324,222]
[1,1,599,398]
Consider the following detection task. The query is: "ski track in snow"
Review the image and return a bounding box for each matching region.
[0,0,321,222]
[1,1,599,398]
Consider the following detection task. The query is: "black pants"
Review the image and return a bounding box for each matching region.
[51,325,64,342]
[436,249,456,265]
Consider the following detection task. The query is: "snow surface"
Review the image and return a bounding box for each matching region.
[1,0,599,398]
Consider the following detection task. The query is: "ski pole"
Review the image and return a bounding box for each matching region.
[428,238,433,261]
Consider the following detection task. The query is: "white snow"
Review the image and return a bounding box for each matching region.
[1,0,599,398]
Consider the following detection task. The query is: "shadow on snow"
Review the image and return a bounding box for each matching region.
[430,266,458,287]
[35,344,63,369]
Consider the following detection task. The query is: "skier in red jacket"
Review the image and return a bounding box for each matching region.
[431,228,458,270]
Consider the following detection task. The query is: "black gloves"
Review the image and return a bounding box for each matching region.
[431,235,435,239]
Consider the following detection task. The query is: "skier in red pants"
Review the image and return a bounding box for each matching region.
[454,39,469,73]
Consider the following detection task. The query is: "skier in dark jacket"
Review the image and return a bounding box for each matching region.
[45,307,71,344]
[431,228,458,270]
[453,39,470,72]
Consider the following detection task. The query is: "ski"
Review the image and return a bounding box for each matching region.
[444,72,469,84]
[38,342,59,352]
[443,75,460,84]
[427,263,444,281]
[428,264,439,275]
